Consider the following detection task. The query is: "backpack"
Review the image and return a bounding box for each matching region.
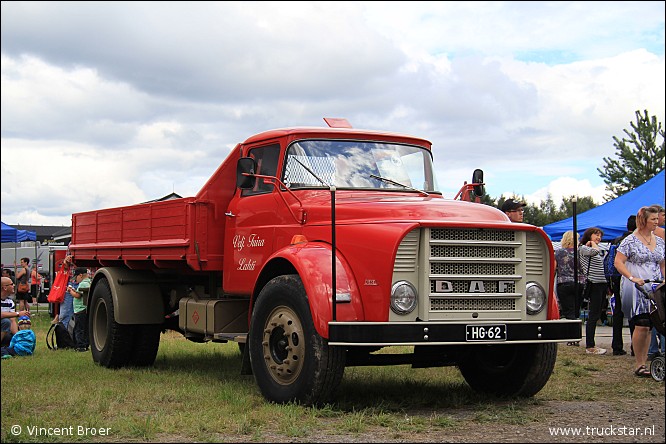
[46,322,76,350]
[603,244,621,281]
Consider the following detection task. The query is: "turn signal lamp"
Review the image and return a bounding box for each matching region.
[291,235,308,245]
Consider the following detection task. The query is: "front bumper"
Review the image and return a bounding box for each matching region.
[328,319,582,346]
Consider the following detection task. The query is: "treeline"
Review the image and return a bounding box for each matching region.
[479,194,598,227]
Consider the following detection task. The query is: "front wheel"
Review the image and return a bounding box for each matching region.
[249,275,345,406]
[458,343,557,397]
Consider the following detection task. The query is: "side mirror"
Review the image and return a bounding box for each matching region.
[236,157,256,189]
[472,169,485,197]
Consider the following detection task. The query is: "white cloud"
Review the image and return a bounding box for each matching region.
[1,1,664,225]
[522,177,607,207]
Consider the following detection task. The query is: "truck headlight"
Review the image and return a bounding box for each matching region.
[525,282,546,315]
[391,281,417,315]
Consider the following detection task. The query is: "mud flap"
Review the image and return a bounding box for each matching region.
[240,335,252,375]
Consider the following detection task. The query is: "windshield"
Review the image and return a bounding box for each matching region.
[283,140,440,192]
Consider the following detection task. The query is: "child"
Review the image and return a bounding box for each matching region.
[1,316,36,358]
[68,267,91,352]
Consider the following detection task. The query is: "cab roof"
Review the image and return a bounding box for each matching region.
[242,126,432,149]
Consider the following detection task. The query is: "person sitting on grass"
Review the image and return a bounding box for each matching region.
[1,316,36,358]
[2,276,31,345]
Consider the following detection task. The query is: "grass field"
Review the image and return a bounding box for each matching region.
[1,311,664,443]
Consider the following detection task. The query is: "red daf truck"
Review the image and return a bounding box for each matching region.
[69,119,581,405]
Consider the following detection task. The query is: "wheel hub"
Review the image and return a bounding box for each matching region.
[262,306,305,385]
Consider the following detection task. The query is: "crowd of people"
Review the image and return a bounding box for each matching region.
[503,199,665,376]
[1,254,91,357]
[550,204,665,378]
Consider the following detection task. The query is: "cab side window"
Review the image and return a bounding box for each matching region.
[241,144,280,196]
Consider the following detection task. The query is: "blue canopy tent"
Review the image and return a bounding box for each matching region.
[543,171,665,241]
[1,221,37,243]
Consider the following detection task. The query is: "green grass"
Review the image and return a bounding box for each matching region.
[1,313,663,442]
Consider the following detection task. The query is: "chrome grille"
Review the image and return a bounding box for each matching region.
[431,298,516,311]
[428,228,522,316]
[431,229,515,242]
[431,245,515,258]
[431,262,515,275]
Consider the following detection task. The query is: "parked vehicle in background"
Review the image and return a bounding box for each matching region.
[1,245,68,277]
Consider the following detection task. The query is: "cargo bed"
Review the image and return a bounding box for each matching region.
[70,197,223,271]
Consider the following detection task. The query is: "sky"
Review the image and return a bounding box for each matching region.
[1,1,664,227]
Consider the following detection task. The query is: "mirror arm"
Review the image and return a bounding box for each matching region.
[251,173,306,224]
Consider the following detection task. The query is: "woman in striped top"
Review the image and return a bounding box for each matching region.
[579,227,609,355]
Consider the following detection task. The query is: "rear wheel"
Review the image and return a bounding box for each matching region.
[89,278,135,368]
[249,275,345,406]
[458,343,557,397]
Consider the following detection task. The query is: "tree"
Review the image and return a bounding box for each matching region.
[490,194,597,226]
[529,194,559,227]
[478,193,496,207]
[559,195,597,218]
[598,110,665,201]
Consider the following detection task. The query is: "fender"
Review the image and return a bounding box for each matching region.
[259,242,364,338]
[90,267,165,324]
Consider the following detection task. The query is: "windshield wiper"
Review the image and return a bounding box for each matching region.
[369,174,429,197]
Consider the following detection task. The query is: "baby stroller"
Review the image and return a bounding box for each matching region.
[636,280,665,382]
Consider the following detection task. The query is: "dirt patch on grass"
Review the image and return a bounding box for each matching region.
[150,398,664,443]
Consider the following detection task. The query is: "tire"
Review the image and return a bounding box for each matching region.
[249,275,345,406]
[129,324,161,367]
[458,343,557,397]
[651,356,665,382]
[89,278,135,368]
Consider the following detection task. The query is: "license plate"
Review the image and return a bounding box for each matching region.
[466,324,507,341]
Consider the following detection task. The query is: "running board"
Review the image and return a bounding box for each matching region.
[214,333,247,343]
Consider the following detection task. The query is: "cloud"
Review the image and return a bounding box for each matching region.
[1,1,664,226]
[522,176,607,207]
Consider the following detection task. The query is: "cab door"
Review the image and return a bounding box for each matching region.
[223,144,281,295]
